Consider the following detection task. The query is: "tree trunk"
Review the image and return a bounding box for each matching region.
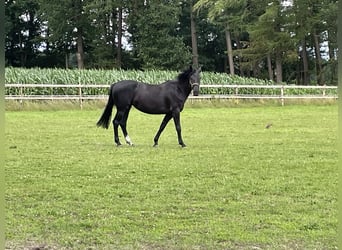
[301,39,309,85]
[116,6,123,68]
[327,30,335,61]
[313,31,323,85]
[76,27,84,69]
[225,25,235,75]
[327,30,337,85]
[75,0,84,69]
[190,3,198,68]
[65,52,69,69]
[236,36,244,77]
[275,51,283,83]
[19,33,25,67]
[253,61,260,78]
[223,57,228,73]
[267,53,273,81]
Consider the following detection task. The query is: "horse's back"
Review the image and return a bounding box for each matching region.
[112,80,139,91]
[111,80,139,108]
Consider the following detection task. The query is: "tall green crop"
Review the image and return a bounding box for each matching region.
[5,67,276,85]
[5,67,336,97]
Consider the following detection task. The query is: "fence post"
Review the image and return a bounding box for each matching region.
[77,75,83,109]
[78,83,83,109]
[235,86,239,103]
[280,85,284,106]
[19,84,23,105]
[323,84,326,96]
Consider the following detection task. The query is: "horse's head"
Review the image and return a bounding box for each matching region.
[178,66,201,96]
[190,67,201,96]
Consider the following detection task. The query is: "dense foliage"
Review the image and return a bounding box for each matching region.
[4,67,276,96]
[5,0,338,85]
[5,67,337,97]
[5,67,275,85]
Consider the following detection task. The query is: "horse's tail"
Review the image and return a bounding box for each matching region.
[97,85,115,129]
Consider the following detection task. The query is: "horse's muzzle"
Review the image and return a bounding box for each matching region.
[192,84,199,96]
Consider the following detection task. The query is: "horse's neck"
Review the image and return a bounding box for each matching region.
[177,81,192,98]
[163,79,191,99]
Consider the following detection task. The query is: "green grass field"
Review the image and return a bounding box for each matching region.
[5,104,337,249]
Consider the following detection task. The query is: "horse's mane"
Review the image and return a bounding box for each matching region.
[177,67,193,83]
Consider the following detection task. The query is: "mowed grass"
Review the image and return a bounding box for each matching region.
[5,104,338,249]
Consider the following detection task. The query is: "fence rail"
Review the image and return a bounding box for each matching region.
[5,83,338,107]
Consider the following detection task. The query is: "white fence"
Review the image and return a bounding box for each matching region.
[5,83,338,107]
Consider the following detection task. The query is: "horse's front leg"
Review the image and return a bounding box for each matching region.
[153,113,172,147]
[172,111,186,147]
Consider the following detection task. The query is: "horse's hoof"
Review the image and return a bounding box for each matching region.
[153,143,158,147]
[125,136,133,146]
[180,144,187,148]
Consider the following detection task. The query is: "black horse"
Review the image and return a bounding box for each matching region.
[97,66,201,147]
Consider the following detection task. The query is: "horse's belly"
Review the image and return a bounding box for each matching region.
[133,101,169,114]
[132,94,170,114]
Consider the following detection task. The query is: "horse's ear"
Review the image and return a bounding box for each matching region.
[197,67,202,73]
[189,65,193,71]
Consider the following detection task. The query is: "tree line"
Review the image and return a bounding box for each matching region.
[5,0,338,85]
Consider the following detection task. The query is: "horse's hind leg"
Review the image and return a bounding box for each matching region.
[120,107,134,146]
[113,111,123,146]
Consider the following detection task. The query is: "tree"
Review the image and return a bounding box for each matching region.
[129,1,191,70]
[284,0,337,85]
[5,0,42,67]
[247,1,295,82]
[38,0,92,69]
[308,0,338,85]
[321,0,338,85]
[179,1,226,72]
[4,0,338,84]
[190,1,199,68]
[83,0,129,69]
[194,0,248,75]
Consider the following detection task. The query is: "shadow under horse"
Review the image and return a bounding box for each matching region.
[96,66,201,147]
